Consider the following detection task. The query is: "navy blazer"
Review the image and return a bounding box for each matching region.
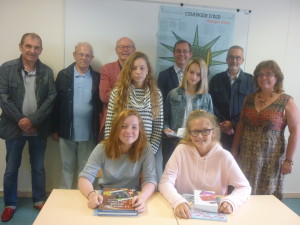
[157,66,179,108]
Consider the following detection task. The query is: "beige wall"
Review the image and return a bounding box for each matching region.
[0,0,299,195]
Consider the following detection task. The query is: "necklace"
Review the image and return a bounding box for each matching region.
[258,92,274,102]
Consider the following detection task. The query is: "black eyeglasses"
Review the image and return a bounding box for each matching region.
[189,128,213,137]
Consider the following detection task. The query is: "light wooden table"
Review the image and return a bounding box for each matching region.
[176,195,300,225]
[33,189,177,225]
[33,190,300,225]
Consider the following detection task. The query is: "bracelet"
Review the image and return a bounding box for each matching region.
[284,159,294,166]
[87,190,97,199]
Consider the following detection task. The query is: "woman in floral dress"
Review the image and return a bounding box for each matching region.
[232,60,300,200]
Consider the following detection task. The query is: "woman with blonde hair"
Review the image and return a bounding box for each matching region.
[79,109,157,212]
[105,51,163,154]
[162,58,213,167]
[159,110,251,219]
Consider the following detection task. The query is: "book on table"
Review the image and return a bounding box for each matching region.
[182,192,227,222]
[94,188,138,216]
[194,190,218,213]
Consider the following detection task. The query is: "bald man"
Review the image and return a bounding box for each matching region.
[52,42,102,189]
[99,37,136,139]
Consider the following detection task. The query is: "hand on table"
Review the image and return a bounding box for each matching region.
[218,201,233,214]
[175,203,191,219]
[88,193,103,209]
[132,195,146,213]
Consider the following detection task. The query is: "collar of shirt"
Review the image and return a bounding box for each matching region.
[227,70,241,80]
[174,64,183,74]
[22,69,36,79]
[74,66,91,78]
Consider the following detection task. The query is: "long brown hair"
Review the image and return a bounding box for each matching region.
[103,109,147,162]
[113,51,160,119]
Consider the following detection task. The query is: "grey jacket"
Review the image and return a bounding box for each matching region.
[0,57,57,140]
[164,87,214,131]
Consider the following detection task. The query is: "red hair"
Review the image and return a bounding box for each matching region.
[103,109,147,162]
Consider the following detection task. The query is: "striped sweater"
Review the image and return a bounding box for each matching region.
[105,86,163,154]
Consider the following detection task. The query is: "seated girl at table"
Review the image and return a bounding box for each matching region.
[78,109,157,212]
[159,110,251,219]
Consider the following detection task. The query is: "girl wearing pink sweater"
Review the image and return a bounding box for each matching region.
[159,110,251,219]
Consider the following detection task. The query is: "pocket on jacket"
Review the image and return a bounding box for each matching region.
[170,95,182,107]
[8,81,19,101]
[238,88,249,96]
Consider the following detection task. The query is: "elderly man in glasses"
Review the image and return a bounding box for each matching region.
[99,37,136,140]
[209,45,254,152]
[52,42,102,189]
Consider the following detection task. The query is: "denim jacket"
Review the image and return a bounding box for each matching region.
[164,87,214,131]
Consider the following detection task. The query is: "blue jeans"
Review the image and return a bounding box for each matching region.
[4,136,47,207]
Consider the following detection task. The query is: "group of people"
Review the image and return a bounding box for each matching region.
[0,32,299,222]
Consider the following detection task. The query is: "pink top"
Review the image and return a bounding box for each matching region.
[159,143,251,211]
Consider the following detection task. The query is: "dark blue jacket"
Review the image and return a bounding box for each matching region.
[52,63,102,142]
[157,66,179,109]
[209,70,254,128]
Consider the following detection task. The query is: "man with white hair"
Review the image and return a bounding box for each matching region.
[52,42,102,189]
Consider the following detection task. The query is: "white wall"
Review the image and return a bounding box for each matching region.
[0,0,299,195]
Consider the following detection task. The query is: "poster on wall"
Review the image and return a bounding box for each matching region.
[157,5,236,79]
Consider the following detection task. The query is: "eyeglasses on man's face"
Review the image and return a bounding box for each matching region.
[227,55,243,61]
[75,52,92,59]
[117,45,135,50]
[174,49,191,54]
[189,128,213,137]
